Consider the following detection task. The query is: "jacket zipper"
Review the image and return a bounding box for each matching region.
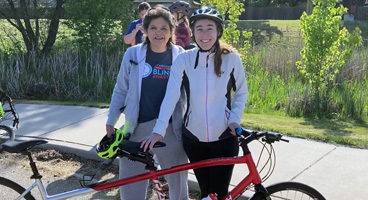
[205,54,210,142]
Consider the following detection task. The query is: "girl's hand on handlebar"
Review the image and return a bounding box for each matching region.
[140,133,163,152]
[229,123,241,136]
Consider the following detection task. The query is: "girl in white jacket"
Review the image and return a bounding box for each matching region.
[142,7,249,200]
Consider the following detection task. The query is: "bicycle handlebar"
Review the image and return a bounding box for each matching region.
[235,127,289,144]
[100,128,289,170]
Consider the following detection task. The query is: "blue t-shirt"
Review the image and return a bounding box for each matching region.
[125,19,144,44]
[138,48,173,123]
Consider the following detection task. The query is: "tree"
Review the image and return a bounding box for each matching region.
[200,0,252,75]
[0,0,66,56]
[63,0,133,51]
[296,0,362,117]
[200,0,245,45]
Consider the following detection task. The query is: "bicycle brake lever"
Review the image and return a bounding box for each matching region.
[263,132,283,143]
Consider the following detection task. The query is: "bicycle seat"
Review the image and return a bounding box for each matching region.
[118,140,166,155]
[0,139,47,153]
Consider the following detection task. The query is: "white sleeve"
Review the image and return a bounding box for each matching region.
[153,54,185,136]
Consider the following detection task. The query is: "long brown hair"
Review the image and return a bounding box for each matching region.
[213,40,238,77]
[142,5,176,49]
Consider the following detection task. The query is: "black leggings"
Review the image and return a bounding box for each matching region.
[182,135,239,199]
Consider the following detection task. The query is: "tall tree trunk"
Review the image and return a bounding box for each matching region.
[41,0,66,56]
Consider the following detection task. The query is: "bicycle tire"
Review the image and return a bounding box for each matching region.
[251,181,326,200]
[0,125,14,145]
[0,177,36,200]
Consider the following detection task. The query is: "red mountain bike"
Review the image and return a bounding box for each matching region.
[0,128,326,200]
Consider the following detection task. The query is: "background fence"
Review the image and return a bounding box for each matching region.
[239,6,368,20]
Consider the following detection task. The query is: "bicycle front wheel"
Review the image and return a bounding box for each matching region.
[0,125,14,145]
[252,181,326,200]
[0,177,35,200]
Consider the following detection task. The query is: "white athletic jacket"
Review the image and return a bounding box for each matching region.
[153,47,249,142]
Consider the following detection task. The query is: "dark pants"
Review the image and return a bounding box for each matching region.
[183,134,239,199]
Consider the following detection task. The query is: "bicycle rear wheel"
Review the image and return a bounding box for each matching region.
[252,181,326,200]
[0,125,14,145]
[0,177,35,200]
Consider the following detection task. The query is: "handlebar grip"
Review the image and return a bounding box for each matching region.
[280,138,289,143]
[235,127,243,136]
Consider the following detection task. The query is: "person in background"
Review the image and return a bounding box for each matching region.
[169,1,193,49]
[106,5,189,200]
[141,7,249,200]
[124,2,150,45]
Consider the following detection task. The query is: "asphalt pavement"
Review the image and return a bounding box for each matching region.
[4,103,368,200]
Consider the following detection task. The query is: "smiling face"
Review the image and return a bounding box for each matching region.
[146,17,171,52]
[193,19,218,51]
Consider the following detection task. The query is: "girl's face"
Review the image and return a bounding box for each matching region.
[146,17,171,52]
[193,19,218,51]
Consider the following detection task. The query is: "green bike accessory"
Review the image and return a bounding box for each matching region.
[96,128,124,159]
[0,102,4,117]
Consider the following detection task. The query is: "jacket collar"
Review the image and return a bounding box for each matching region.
[136,42,180,64]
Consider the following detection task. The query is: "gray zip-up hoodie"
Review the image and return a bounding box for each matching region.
[106,43,186,138]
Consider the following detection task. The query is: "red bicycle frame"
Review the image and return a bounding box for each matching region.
[91,153,263,200]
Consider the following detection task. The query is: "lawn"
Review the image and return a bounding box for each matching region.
[243,112,368,149]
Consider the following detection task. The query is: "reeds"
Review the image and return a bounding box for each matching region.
[0,46,123,102]
[244,34,368,120]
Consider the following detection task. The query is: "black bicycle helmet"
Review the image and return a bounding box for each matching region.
[190,7,224,37]
[169,1,192,16]
[96,128,125,159]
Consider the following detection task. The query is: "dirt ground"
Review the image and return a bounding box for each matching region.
[0,148,201,200]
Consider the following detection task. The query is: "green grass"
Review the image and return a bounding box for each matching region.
[242,112,368,149]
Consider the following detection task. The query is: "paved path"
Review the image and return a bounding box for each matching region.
[4,103,368,199]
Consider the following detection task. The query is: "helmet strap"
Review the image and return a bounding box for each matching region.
[194,41,218,69]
